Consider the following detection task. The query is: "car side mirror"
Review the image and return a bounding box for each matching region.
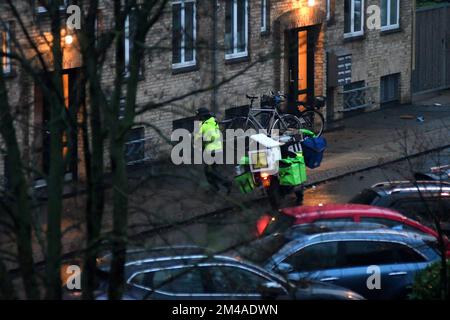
[258,281,286,300]
[274,262,294,275]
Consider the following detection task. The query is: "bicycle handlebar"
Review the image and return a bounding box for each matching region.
[246,94,258,100]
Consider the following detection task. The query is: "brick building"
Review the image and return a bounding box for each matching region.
[0,0,414,183]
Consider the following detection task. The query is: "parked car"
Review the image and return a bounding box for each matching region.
[256,204,450,257]
[253,230,441,300]
[414,165,450,182]
[93,246,364,300]
[349,181,450,237]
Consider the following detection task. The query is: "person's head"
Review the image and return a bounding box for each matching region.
[195,107,212,121]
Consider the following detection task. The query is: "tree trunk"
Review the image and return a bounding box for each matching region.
[45,6,65,299]
[0,65,39,300]
[82,69,105,300]
[107,135,128,300]
[0,257,17,299]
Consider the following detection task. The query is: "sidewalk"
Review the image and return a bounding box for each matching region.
[308,94,450,184]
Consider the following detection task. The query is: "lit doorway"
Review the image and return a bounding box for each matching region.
[286,26,318,113]
[34,68,80,183]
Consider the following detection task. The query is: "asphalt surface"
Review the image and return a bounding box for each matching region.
[135,147,450,252]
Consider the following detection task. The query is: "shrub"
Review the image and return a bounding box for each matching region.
[409,261,450,300]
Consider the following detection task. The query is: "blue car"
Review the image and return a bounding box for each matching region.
[263,230,441,300]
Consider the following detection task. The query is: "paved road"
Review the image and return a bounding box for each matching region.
[136,147,450,252]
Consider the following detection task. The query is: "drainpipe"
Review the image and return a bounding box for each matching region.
[211,0,218,115]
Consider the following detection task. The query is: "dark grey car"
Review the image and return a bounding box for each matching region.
[94,247,364,300]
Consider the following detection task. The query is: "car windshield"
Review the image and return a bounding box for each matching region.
[260,213,296,237]
[349,189,380,204]
[234,233,291,265]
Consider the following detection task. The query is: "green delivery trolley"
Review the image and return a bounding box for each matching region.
[234,156,255,194]
[278,153,307,186]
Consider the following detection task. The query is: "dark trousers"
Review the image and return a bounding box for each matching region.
[204,163,231,191]
[203,150,230,191]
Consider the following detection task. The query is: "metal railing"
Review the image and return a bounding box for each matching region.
[125,136,156,165]
[340,86,376,112]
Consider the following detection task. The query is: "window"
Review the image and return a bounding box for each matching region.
[130,267,204,294]
[225,0,248,60]
[36,0,69,13]
[261,0,268,33]
[341,241,425,268]
[283,242,339,272]
[153,268,204,294]
[205,266,271,294]
[125,127,145,165]
[391,198,450,227]
[1,23,11,75]
[172,0,196,69]
[381,0,400,31]
[123,14,132,74]
[343,81,369,111]
[380,73,400,104]
[344,0,364,38]
[327,0,331,21]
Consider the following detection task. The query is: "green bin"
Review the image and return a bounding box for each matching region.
[278,153,307,186]
[234,171,255,194]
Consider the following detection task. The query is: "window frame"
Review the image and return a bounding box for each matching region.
[124,14,131,73]
[344,0,365,39]
[127,263,278,297]
[1,22,12,75]
[327,0,331,21]
[36,0,70,14]
[381,0,400,32]
[172,0,197,70]
[261,0,268,33]
[225,0,249,60]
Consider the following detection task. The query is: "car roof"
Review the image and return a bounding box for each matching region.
[280,229,435,252]
[370,180,450,196]
[281,204,406,219]
[122,253,292,284]
[97,245,213,270]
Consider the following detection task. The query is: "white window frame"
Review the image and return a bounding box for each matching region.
[36,0,69,14]
[1,23,11,75]
[326,0,331,21]
[344,0,364,38]
[381,0,400,31]
[124,15,131,71]
[225,0,248,60]
[261,0,268,33]
[172,0,197,69]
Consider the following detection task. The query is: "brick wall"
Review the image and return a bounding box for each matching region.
[0,0,413,178]
[326,0,413,119]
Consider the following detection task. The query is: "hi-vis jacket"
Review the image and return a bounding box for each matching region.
[195,117,223,152]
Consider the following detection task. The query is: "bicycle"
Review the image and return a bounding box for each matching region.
[228,92,303,137]
[296,96,326,137]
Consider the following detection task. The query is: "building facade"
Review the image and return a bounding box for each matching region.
[0,0,414,183]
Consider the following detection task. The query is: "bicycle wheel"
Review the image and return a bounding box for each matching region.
[271,114,302,137]
[225,116,257,157]
[228,116,257,131]
[299,110,325,137]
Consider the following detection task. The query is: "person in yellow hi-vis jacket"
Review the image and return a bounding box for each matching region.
[194,107,231,194]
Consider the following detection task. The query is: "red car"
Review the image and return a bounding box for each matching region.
[257,204,450,257]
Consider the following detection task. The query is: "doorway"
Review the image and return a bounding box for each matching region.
[286,26,318,113]
[34,68,81,182]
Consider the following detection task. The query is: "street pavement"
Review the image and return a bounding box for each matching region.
[4,91,450,270]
